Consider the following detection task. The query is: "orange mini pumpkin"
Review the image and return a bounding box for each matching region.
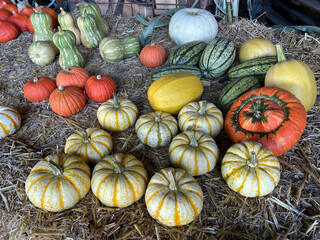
[24,76,57,102]
[56,66,90,89]
[140,42,166,68]
[85,74,116,102]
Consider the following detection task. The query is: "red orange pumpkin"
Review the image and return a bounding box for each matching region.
[2,2,18,13]
[0,19,19,42]
[8,11,28,32]
[56,66,90,89]
[140,42,166,68]
[85,75,116,102]
[24,76,57,102]
[0,9,12,21]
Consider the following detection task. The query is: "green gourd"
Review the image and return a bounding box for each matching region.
[30,8,54,42]
[58,8,81,45]
[28,41,59,66]
[121,36,140,58]
[99,37,125,63]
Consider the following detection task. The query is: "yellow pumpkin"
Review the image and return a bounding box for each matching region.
[64,127,113,167]
[145,167,203,227]
[91,153,148,208]
[169,130,219,176]
[147,72,203,115]
[25,154,91,212]
[221,141,280,197]
[265,44,317,112]
[239,38,276,63]
[0,106,21,139]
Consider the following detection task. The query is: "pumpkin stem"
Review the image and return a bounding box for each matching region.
[154,113,161,122]
[187,10,198,15]
[58,85,65,91]
[168,170,178,191]
[276,44,287,63]
[33,77,39,83]
[189,131,199,148]
[82,130,90,143]
[198,101,207,115]
[58,26,62,33]
[60,7,65,13]
[110,158,125,173]
[48,160,63,175]
[113,93,120,108]
[247,151,258,168]
[97,75,102,80]
[254,110,261,119]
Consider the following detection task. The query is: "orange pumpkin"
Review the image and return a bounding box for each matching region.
[7,11,28,32]
[56,66,90,89]
[0,9,12,21]
[140,42,166,68]
[85,75,117,102]
[0,19,19,42]
[23,76,57,102]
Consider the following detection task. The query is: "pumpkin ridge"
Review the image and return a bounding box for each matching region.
[199,145,218,159]
[125,169,148,182]
[161,121,175,137]
[91,140,112,151]
[2,112,18,129]
[121,174,137,201]
[96,172,115,199]
[253,169,260,196]
[145,188,163,204]
[62,174,83,200]
[175,146,189,166]
[40,176,56,209]
[0,122,10,135]
[154,191,170,219]
[175,171,187,184]
[57,178,65,209]
[88,142,104,157]
[144,122,157,144]
[179,187,203,200]
[64,166,91,176]
[256,167,279,185]
[25,173,48,195]
[173,192,180,226]
[179,191,200,216]
[235,167,251,193]
[224,165,247,181]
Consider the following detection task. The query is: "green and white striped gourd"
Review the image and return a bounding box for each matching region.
[58,8,81,45]
[28,41,59,66]
[30,8,54,42]
[99,37,125,63]
[53,27,85,68]
[121,36,140,58]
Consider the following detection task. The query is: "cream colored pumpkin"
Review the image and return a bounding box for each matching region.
[239,38,276,63]
[178,100,223,138]
[97,94,138,131]
[25,154,91,212]
[145,167,203,227]
[135,111,178,148]
[221,141,281,197]
[169,130,219,176]
[64,127,113,166]
[0,106,21,139]
[91,153,148,208]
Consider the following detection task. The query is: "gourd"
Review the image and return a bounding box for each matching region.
[56,66,90,89]
[169,8,218,46]
[53,27,86,68]
[0,106,21,139]
[0,19,19,42]
[7,11,28,32]
[28,41,58,66]
[23,76,56,102]
[34,3,58,28]
[25,153,91,212]
[91,153,148,208]
[224,87,307,156]
[97,93,138,131]
[221,141,280,197]
[239,38,276,63]
[122,36,140,58]
[99,37,124,63]
[145,168,203,226]
[265,44,317,112]
[140,42,166,68]
[169,130,219,176]
[135,111,178,148]
[64,127,113,167]
[169,41,206,66]
[84,74,117,102]
[58,8,81,45]
[30,8,54,41]
[151,64,202,82]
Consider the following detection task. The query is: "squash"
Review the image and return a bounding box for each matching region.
[145,168,203,226]
[0,106,21,139]
[265,44,317,112]
[169,130,219,176]
[56,66,90,90]
[91,153,148,208]
[25,153,91,212]
[0,9,12,21]
[7,11,28,32]
[221,141,280,197]
[84,74,117,102]
[34,3,58,29]
[169,41,206,66]
[99,37,125,63]
[147,72,203,115]
[135,111,178,148]
[239,38,276,63]
[0,19,19,42]
[140,42,166,68]
[23,76,56,102]
[30,8,54,41]
[28,41,58,66]
[58,8,81,45]
[122,36,140,58]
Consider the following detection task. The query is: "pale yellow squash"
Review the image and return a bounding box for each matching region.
[0,106,21,139]
[239,38,276,63]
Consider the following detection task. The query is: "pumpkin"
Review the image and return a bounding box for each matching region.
[168,8,218,46]
[91,153,148,208]
[56,66,90,89]
[0,9,12,21]
[265,44,317,112]
[7,11,28,32]
[18,1,34,17]
[25,153,91,212]
[178,100,223,138]
[221,141,280,197]
[49,85,86,116]
[85,75,117,102]
[239,38,276,63]
[140,42,166,68]
[64,127,112,167]
[0,0,12,9]
[28,41,58,66]
[0,106,21,140]
[135,111,178,148]
[224,87,307,156]
[169,130,219,176]
[0,19,19,42]
[147,72,203,115]
[97,93,138,131]
[2,2,18,13]
[23,76,57,102]
[145,168,203,227]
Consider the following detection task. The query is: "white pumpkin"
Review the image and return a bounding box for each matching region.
[169,8,218,46]
[0,106,21,139]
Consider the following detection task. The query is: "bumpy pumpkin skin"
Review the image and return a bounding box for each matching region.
[239,38,276,63]
[0,106,21,139]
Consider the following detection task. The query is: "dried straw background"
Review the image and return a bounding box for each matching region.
[0,14,320,240]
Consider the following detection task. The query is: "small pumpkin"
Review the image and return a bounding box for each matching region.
[140,42,166,68]
[0,0,12,9]
[239,38,276,63]
[0,9,12,21]
[221,141,280,197]
[91,153,148,208]
[145,168,203,226]
[25,153,91,212]
[0,19,19,43]
[135,111,178,148]
[97,93,138,131]
[7,11,28,32]
[85,75,117,102]
[18,1,34,17]
[56,66,90,89]
[23,76,57,102]
[2,2,18,13]
[28,41,58,66]
[0,106,21,140]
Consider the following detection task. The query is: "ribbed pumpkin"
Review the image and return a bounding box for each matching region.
[25,153,91,212]
[147,72,203,115]
[18,1,34,17]
[135,111,178,148]
[169,130,219,176]
[49,85,86,116]
[58,8,81,45]
[145,168,203,226]
[56,66,90,89]
[85,75,117,102]
[97,93,138,131]
[178,101,223,138]
[0,106,21,139]
[91,153,148,208]
[140,42,166,68]
[7,11,28,32]
[0,19,19,42]
[23,76,57,102]
[265,44,317,112]
[0,9,12,21]
[2,2,18,13]
[28,41,58,66]
[0,0,12,9]
[64,127,113,167]
[221,141,280,197]
[99,37,125,63]
[239,38,276,63]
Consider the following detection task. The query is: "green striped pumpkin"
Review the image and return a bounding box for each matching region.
[30,9,54,42]
[199,37,236,78]
[151,64,202,81]
[169,41,206,66]
[99,37,125,63]
[121,36,140,58]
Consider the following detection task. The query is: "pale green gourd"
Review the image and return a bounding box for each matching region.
[30,8,54,42]
[58,8,81,45]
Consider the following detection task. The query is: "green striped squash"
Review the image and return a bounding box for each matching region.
[99,37,125,63]
[199,37,236,78]
[169,41,206,66]
[58,8,81,45]
[151,64,202,81]
[30,9,54,42]
[121,36,140,58]
[28,41,58,66]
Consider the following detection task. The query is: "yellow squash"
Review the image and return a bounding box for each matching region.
[239,38,276,63]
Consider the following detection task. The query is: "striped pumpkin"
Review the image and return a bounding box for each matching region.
[145,168,203,226]
[25,153,91,212]
[99,37,125,63]
[169,41,206,66]
[135,111,178,148]
[221,141,280,197]
[0,106,21,139]
[64,128,113,167]
[169,130,219,176]
[178,101,223,138]
[91,153,148,208]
